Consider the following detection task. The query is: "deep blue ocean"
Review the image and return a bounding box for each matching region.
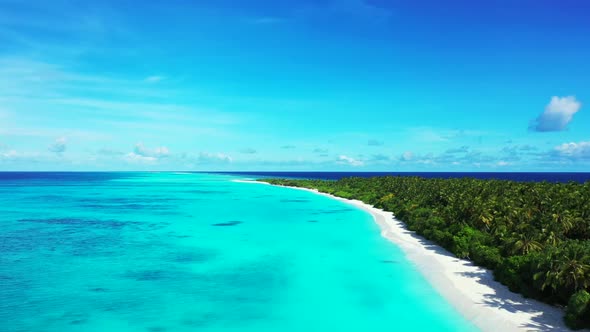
[220,171,590,183]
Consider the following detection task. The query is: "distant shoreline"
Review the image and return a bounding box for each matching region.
[221,171,590,183]
[238,179,571,332]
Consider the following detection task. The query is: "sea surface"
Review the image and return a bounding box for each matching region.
[221,171,590,183]
[0,172,475,331]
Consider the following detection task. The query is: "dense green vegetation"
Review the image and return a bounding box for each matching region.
[264,176,590,329]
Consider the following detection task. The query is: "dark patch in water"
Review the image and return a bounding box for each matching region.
[61,312,88,325]
[178,259,289,325]
[101,299,143,312]
[280,198,310,203]
[79,203,173,211]
[140,222,171,231]
[307,220,318,223]
[147,327,167,332]
[122,267,202,284]
[77,195,184,209]
[380,259,399,264]
[68,236,124,257]
[348,281,388,310]
[90,287,108,292]
[212,257,288,294]
[312,208,353,215]
[167,250,217,264]
[181,313,219,328]
[211,221,242,227]
[124,270,168,281]
[165,231,192,239]
[18,217,127,229]
[1,225,126,257]
[80,197,123,202]
[27,195,67,202]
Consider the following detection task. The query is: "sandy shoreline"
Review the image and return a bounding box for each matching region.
[237,179,571,332]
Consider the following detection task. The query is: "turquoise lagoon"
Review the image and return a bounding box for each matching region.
[0,172,476,331]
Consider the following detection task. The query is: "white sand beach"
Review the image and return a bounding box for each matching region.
[240,180,571,332]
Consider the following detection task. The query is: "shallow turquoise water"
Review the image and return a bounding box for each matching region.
[0,172,476,331]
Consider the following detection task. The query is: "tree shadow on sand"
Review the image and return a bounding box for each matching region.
[387,219,570,331]
[456,269,569,332]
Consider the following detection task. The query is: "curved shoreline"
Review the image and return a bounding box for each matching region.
[237,180,571,332]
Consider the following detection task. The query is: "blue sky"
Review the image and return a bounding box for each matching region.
[0,0,589,171]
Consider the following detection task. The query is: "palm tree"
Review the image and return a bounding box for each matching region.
[558,245,590,291]
[535,242,590,293]
[512,233,543,255]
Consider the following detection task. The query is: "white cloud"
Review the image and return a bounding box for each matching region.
[133,142,169,158]
[124,152,157,164]
[145,75,164,83]
[530,96,582,132]
[497,161,510,167]
[154,146,169,156]
[337,155,364,166]
[1,150,19,159]
[0,150,50,165]
[417,157,434,165]
[400,151,414,161]
[121,143,169,164]
[133,143,149,156]
[553,141,590,160]
[198,152,232,163]
[48,137,67,153]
